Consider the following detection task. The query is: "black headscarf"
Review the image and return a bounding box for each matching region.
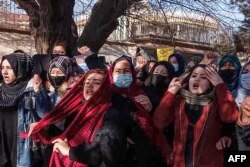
[137,60,156,82]
[32,54,51,82]
[218,54,241,92]
[143,61,175,112]
[0,53,33,107]
[168,53,186,77]
[146,61,175,92]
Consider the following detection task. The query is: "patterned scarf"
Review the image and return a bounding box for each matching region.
[32,69,112,167]
[48,56,73,80]
[0,53,32,107]
[180,89,215,105]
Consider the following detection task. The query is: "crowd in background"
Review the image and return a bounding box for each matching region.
[0,41,250,167]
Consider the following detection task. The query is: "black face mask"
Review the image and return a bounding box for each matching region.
[219,69,236,84]
[151,74,170,88]
[50,76,66,88]
[137,70,148,82]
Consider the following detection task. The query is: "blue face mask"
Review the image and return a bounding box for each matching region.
[241,72,250,90]
[172,63,179,72]
[113,74,133,88]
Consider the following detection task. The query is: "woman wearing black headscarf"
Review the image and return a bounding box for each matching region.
[109,56,170,167]
[217,55,242,148]
[0,53,51,167]
[136,60,156,84]
[168,53,186,77]
[143,61,175,112]
[47,56,74,106]
[218,54,241,95]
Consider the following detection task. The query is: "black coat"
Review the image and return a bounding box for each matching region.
[69,93,168,167]
[143,85,163,113]
[236,124,250,151]
[69,105,129,167]
[111,93,167,167]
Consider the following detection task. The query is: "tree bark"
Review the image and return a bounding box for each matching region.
[15,0,140,55]
[233,34,246,52]
[76,0,140,54]
[15,0,78,55]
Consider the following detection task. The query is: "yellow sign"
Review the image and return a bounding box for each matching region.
[157,47,174,61]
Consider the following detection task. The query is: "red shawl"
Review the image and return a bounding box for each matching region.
[109,56,171,164]
[32,69,112,167]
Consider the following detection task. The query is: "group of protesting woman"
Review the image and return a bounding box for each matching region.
[0,41,250,167]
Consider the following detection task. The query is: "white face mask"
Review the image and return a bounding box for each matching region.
[172,63,179,72]
[241,72,250,90]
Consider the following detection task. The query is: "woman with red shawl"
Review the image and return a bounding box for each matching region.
[31,69,130,167]
[108,55,170,167]
[54,56,171,167]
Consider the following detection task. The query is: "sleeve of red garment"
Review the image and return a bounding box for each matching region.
[153,91,178,130]
[215,83,239,123]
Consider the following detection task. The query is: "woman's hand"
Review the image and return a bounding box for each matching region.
[77,46,93,56]
[135,95,152,112]
[33,74,42,92]
[167,77,182,94]
[215,136,232,151]
[52,138,70,156]
[241,96,250,124]
[135,56,147,71]
[200,52,217,65]
[28,122,38,137]
[205,67,223,86]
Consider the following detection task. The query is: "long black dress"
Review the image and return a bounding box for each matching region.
[0,105,18,167]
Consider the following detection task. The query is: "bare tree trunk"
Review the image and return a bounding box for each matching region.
[15,0,140,55]
[15,0,78,55]
[76,0,140,54]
